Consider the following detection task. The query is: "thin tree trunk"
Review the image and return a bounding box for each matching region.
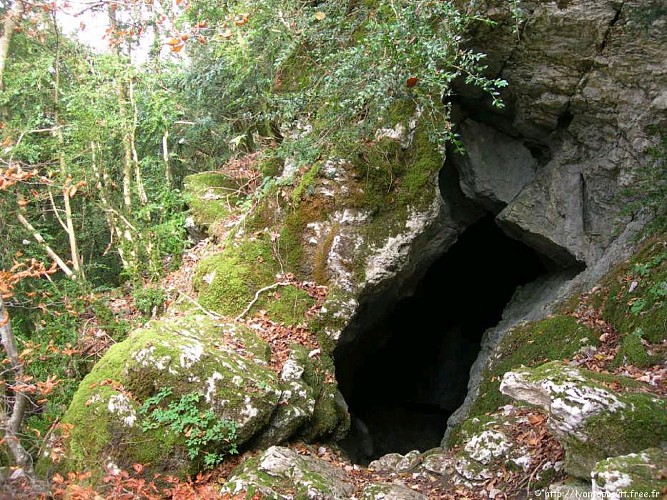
[0,296,34,474]
[0,1,23,90]
[129,80,147,204]
[91,142,135,270]
[62,187,84,279]
[16,214,75,278]
[51,10,85,280]
[162,129,172,185]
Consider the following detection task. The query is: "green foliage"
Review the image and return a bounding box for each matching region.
[139,388,238,468]
[602,235,667,343]
[179,0,507,165]
[132,286,167,317]
[620,134,667,236]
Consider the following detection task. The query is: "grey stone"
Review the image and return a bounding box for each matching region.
[500,361,667,479]
[220,446,356,499]
[454,120,538,213]
[360,483,428,500]
[369,450,422,473]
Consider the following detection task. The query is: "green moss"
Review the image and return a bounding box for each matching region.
[566,390,667,478]
[193,240,278,318]
[593,448,667,495]
[193,237,317,324]
[183,172,244,229]
[449,316,598,446]
[350,138,403,213]
[397,124,442,207]
[279,211,307,275]
[614,329,653,368]
[258,155,284,178]
[602,234,667,343]
[456,414,500,442]
[292,164,320,206]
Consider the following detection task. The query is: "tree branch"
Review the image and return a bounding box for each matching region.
[235,282,290,322]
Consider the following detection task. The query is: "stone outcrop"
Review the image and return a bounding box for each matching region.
[454,0,666,265]
[47,315,347,480]
[220,446,356,499]
[443,0,666,437]
[500,361,667,479]
[592,448,667,499]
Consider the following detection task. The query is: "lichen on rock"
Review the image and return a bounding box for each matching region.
[48,315,345,483]
[500,361,667,479]
[592,448,667,499]
[220,446,356,499]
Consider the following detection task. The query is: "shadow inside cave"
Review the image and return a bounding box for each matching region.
[334,215,556,463]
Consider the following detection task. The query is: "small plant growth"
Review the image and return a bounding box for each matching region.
[140,388,239,468]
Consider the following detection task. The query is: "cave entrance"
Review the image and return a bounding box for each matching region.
[334,215,553,463]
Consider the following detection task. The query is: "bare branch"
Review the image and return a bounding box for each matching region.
[235,282,290,322]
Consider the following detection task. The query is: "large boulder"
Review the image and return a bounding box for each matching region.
[47,315,346,481]
[500,361,667,479]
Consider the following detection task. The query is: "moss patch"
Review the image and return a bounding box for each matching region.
[613,329,654,368]
[183,172,244,230]
[601,234,667,343]
[193,239,278,318]
[593,448,667,495]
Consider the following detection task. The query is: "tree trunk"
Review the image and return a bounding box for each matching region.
[129,80,148,204]
[16,214,75,278]
[163,129,172,185]
[0,297,35,474]
[0,1,23,90]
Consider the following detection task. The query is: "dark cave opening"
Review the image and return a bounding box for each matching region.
[334,215,554,463]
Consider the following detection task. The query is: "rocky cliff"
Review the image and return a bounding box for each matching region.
[48,1,666,497]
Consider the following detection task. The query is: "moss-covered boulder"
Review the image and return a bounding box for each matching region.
[447,408,562,488]
[447,315,598,446]
[48,315,344,482]
[220,446,356,499]
[252,345,348,448]
[592,448,667,499]
[500,361,667,479]
[183,172,245,236]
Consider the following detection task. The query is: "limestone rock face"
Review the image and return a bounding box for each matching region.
[459,0,667,265]
[445,0,666,436]
[500,361,667,479]
[592,448,667,499]
[52,315,346,480]
[453,120,538,213]
[220,446,356,499]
